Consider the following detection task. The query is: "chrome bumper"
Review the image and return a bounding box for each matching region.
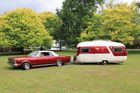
[8,62,19,67]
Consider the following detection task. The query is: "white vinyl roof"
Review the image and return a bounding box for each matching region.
[37,50,59,56]
[77,40,125,47]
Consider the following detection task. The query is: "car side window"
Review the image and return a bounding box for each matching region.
[40,52,53,56]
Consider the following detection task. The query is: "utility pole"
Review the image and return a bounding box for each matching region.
[59,30,62,51]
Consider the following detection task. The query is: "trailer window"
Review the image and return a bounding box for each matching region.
[114,47,123,53]
[81,48,90,53]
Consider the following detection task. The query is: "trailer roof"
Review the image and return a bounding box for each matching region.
[77,40,125,47]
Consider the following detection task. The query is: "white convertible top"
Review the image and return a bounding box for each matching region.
[77,40,125,47]
[38,50,59,56]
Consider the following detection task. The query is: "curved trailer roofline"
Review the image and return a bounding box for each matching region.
[77,40,125,47]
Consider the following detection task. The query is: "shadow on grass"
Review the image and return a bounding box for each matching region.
[5,63,122,71]
[73,63,122,66]
[32,65,58,69]
[5,64,68,71]
[5,66,22,71]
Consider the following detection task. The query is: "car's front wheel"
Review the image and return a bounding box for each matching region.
[56,60,63,67]
[22,62,31,70]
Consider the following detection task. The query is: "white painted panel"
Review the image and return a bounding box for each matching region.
[76,54,127,63]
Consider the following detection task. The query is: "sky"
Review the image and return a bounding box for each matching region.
[112,0,140,4]
[0,0,65,14]
[0,0,140,14]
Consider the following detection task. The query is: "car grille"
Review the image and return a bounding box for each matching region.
[8,58,15,63]
[9,61,16,65]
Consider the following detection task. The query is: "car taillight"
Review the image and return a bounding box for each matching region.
[73,55,77,61]
[76,53,79,56]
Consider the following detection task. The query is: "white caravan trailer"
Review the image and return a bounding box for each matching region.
[74,40,127,64]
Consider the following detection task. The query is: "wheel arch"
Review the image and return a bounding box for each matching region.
[21,60,32,67]
[102,60,108,65]
[56,59,64,65]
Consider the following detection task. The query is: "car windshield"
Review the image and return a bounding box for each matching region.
[28,51,39,57]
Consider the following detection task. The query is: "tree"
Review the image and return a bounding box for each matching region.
[101,4,138,45]
[80,13,103,41]
[39,12,62,40]
[0,32,9,47]
[0,8,52,48]
[0,15,10,47]
[57,0,104,48]
[131,2,140,48]
[79,3,140,46]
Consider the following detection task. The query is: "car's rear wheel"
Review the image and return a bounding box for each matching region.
[56,60,63,67]
[22,62,31,70]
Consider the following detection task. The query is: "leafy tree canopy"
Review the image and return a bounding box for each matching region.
[39,12,62,41]
[0,8,52,48]
[57,0,104,48]
[80,3,140,45]
[102,4,138,45]
[80,13,103,41]
[0,15,10,47]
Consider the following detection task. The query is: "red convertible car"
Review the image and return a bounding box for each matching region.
[8,51,71,70]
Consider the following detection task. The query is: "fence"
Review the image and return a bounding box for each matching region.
[0,47,23,52]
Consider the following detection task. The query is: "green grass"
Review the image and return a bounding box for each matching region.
[55,50,76,56]
[0,51,140,93]
[127,49,140,54]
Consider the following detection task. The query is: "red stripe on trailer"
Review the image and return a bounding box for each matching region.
[109,46,127,56]
[77,46,110,55]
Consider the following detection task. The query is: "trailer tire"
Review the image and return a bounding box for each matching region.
[102,60,108,65]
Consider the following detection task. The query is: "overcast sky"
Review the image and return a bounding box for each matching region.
[0,0,65,14]
[113,0,140,4]
[0,0,140,14]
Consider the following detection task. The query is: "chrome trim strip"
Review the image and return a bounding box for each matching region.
[8,62,19,67]
[32,63,56,67]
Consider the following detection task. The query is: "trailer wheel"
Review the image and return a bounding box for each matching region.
[102,60,108,65]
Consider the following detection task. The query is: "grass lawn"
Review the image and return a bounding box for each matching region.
[0,51,140,93]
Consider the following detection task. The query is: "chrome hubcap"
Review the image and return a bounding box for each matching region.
[24,63,30,69]
[57,61,62,66]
